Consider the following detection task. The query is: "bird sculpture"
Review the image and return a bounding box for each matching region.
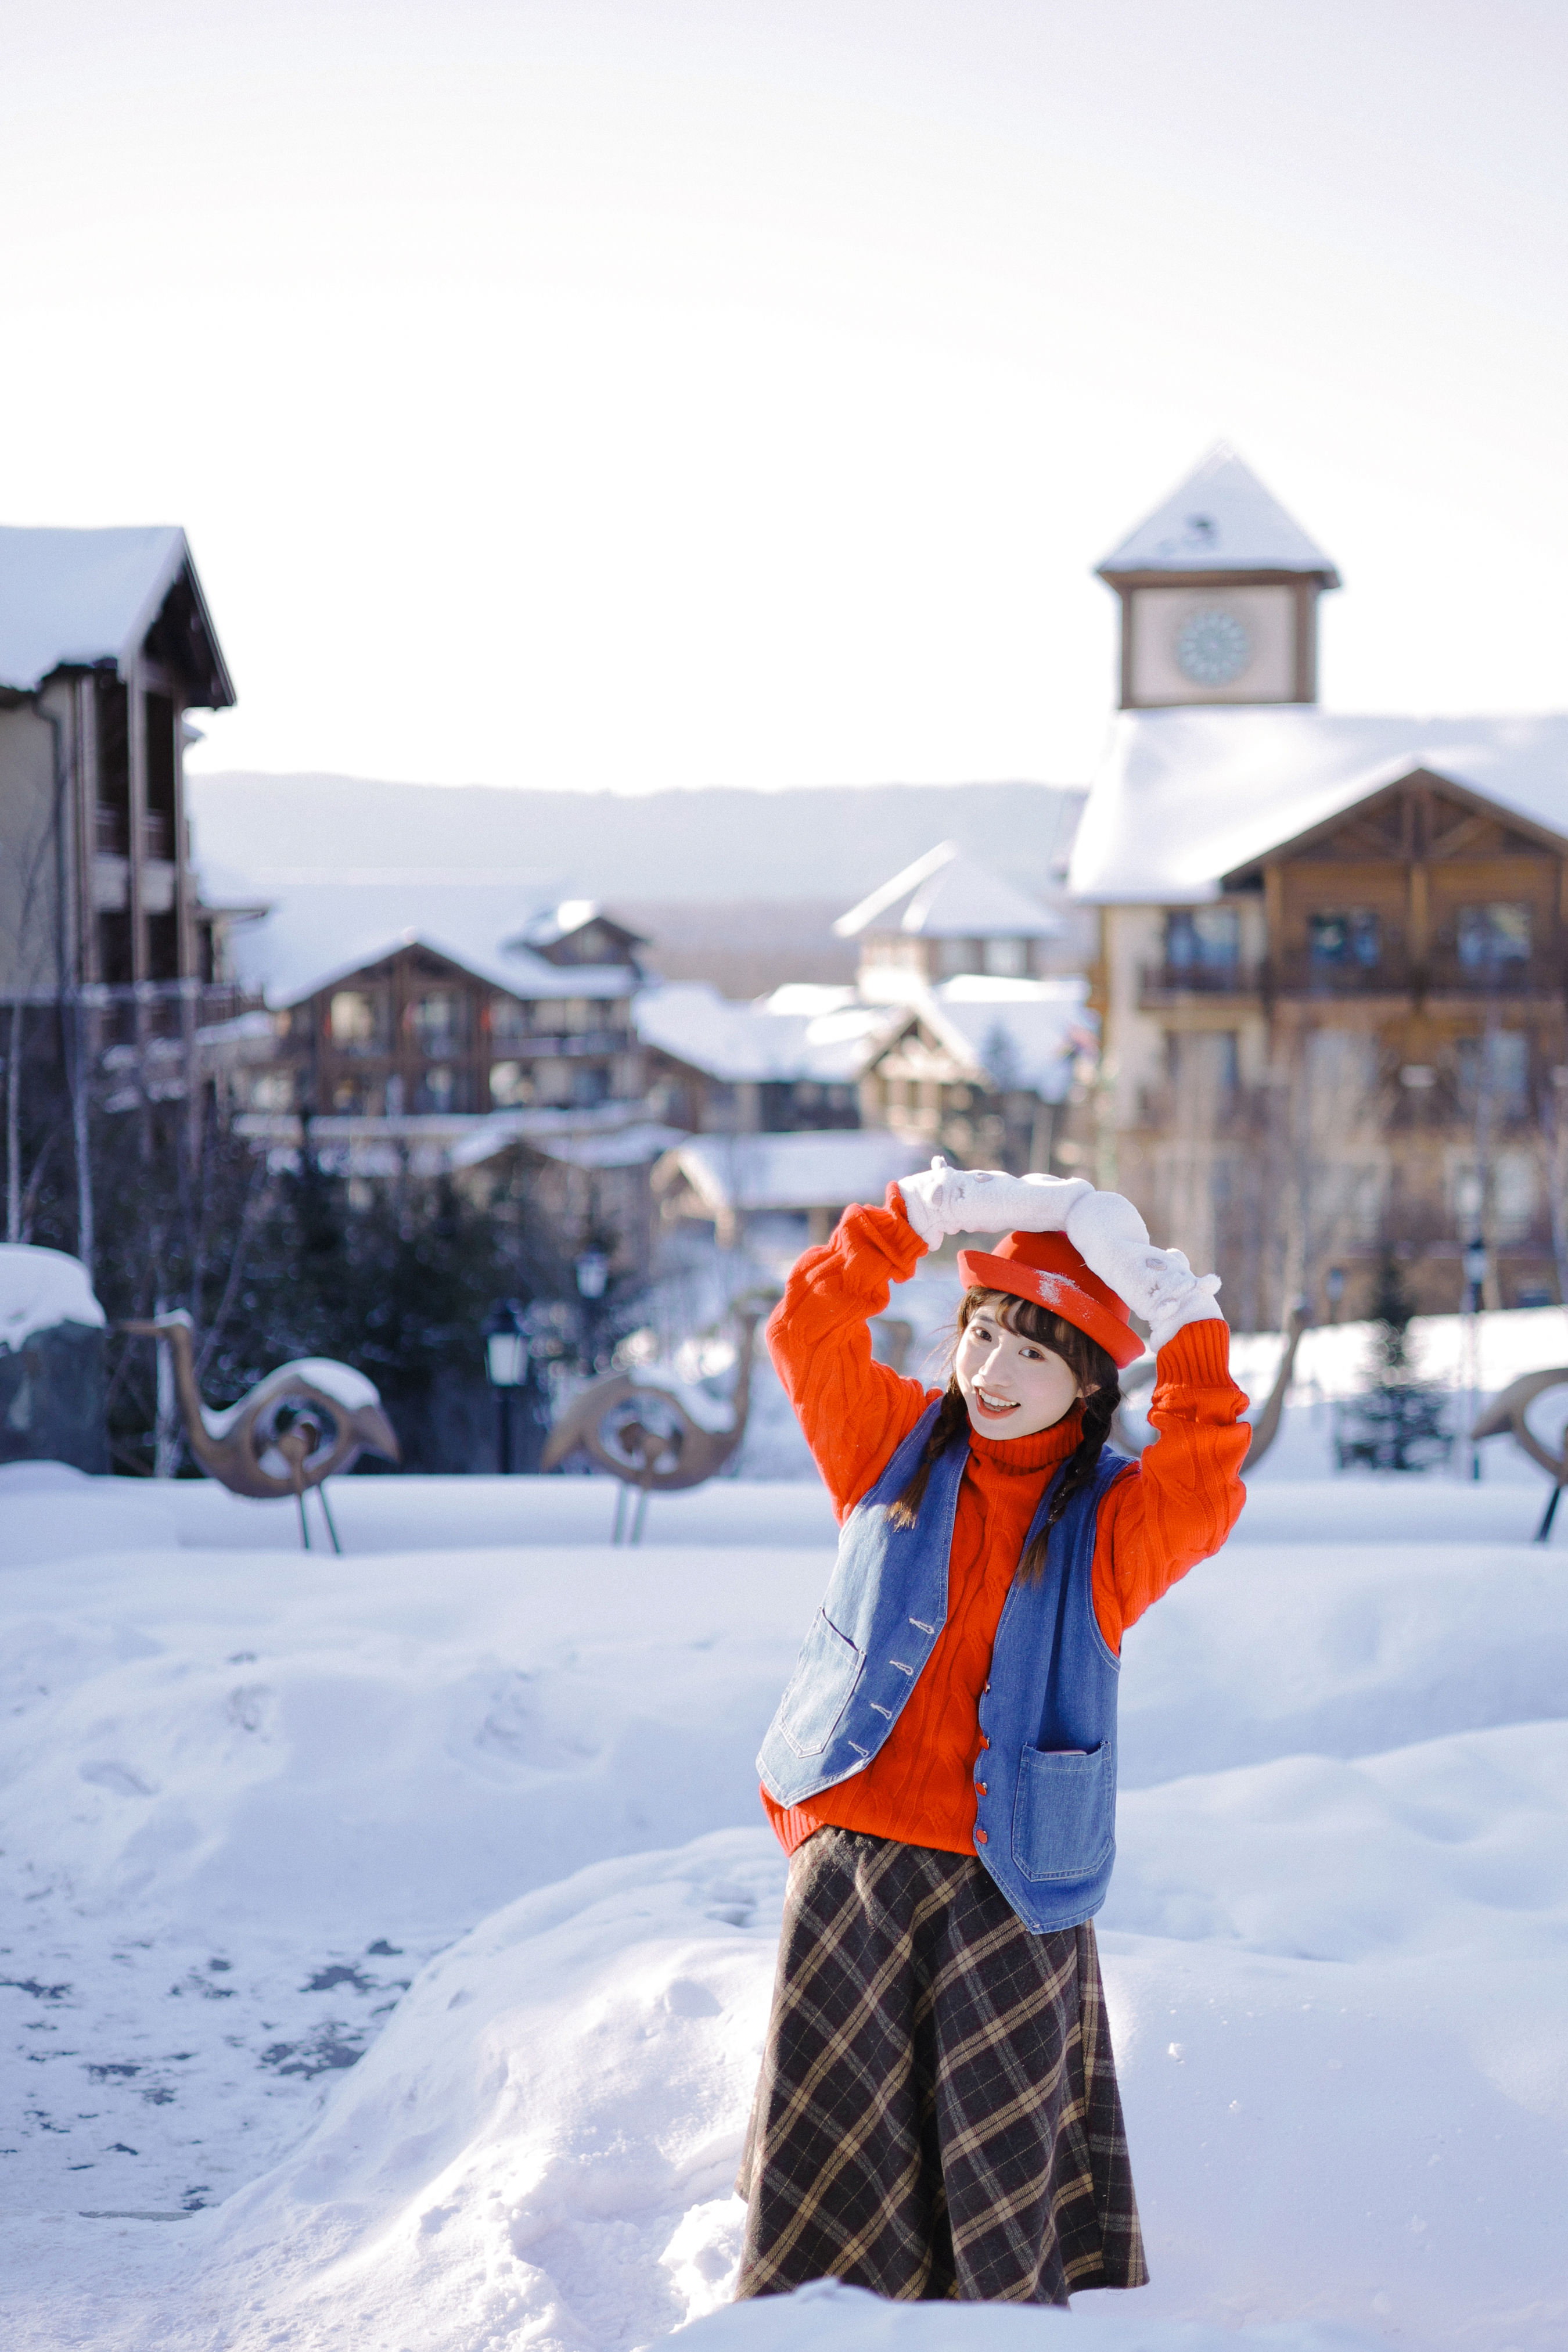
[1470,1366,1568,1541]
[1112,1301,1308,1471]
[116,1311,400,1552]
[541,1290,776,1542]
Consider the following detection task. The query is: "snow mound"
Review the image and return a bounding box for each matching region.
[679,2276,1382,2350]
[185,1834,787,2350]
[0,1243,105,1351]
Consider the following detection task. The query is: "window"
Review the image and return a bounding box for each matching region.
[410,991,465,1052]
[1456,1032,1529,1116]
[249,1071,294,1112]
[1448,1150,1537,1242]
[490,1061,534,1107]
[1165,907,1239,974]
[491,994,531,1042]
[983,937,1028,978]
[329,990,387,1053]
[1456,904,1530,971]
[938,938,977,977]
[416,1064,457,1112]
[1168,1030,1239,1103]
[1308,910,1380,969]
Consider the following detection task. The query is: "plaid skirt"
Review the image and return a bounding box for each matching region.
[735,1829,1146,2305]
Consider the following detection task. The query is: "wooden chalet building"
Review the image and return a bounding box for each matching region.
[0,526,238,1010]
[225,888,649,1129]
[1073,446,1568,1324]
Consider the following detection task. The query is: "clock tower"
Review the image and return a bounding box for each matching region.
[1096,443,1340,710]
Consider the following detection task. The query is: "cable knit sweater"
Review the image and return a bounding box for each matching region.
[761,1191,1251,1859]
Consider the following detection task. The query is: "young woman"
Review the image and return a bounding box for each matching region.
[735,1159,1250,2307]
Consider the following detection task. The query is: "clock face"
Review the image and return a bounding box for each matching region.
[1174,606,1252,687]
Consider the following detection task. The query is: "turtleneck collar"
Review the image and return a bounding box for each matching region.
[968,1405,1083,1475]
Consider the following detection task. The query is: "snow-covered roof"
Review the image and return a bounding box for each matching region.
[216,879,638,1008]
[1096,444,1340,586]
[0,1244,105,1350]
[513,898,645,951]
[0,524,234,703]
[660,1129,930,1215]
[1070,708,1568,905]
[834,842,1063,942]
[635,982,892,1086]
[890,976,1097,1103]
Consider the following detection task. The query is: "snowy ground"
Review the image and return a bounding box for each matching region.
[2,1325,1567,2350]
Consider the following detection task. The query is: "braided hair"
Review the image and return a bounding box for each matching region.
[887,1287,1121,1584]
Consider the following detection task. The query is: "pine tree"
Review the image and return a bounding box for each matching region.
[1334,1249,1452,1472]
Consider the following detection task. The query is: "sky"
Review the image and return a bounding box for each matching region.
[3,0,1566,795]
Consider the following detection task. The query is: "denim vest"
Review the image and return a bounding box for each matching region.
[757,1401,1132,1934]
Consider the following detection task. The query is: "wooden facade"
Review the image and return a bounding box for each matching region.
[1102,767,1568,1324]
[259,941,643,1121]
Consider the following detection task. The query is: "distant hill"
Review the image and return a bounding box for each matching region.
[186,773,1085,904]
[186,772,1091,996]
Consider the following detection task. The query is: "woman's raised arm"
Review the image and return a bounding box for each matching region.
[766,1191,936,1519]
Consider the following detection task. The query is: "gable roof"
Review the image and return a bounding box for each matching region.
[834,841,1064,942]
[215,877,638,1007]
[1069,708,1568,904]
[659,1129,931,1215]
[0,525,235,705]
[1096,444,1340,586]
[513,897,648,952]
[883,976,1097,1104]
[634,981,894,1085]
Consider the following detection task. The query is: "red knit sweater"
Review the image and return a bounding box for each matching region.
[761,1193,1251,1859]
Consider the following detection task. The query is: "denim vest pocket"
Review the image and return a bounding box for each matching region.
[777,1611,864,1758]
[1010,1741,1115,1883]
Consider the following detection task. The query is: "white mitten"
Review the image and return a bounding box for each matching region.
[1067,1190,1224,1349]
[896,1157,1091,1249]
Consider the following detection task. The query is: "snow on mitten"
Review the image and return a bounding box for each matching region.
[897,1158,1091,1247]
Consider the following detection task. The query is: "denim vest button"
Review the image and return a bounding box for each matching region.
[975,1782,987,1796]
[974,1828,988,1844]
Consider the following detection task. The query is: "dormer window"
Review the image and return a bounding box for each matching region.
[983,938,1028,978]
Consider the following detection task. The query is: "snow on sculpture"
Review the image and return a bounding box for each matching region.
[117,1311,400,1550]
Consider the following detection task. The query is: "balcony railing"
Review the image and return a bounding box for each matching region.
[1141,951,1567,1005]
[1138,961,1261,1003]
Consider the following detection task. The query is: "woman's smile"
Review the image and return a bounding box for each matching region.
[954,1311,1081,1438]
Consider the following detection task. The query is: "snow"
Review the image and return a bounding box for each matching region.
[0,526,206,695]
[1095,444,1340,583]
[0,1244,105,1351]
[1,1331,1566,2347]
[923,975,1097,1098]
[834,841,1064,942]
[213,877,637,1010]
[660,1130,931,1216]
[1070,706,1568,904]
[635,983,893,1086]
[195,1356,382,1441]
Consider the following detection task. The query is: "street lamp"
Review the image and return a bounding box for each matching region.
[483,1298,527,1475]
[1462,1238,1488,1483]
[574,1247,610,1377]
[1463,1236,1488,1315]
[575,1249,609,1301]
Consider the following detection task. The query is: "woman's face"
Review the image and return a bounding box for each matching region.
[954,1307,1081,1439]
